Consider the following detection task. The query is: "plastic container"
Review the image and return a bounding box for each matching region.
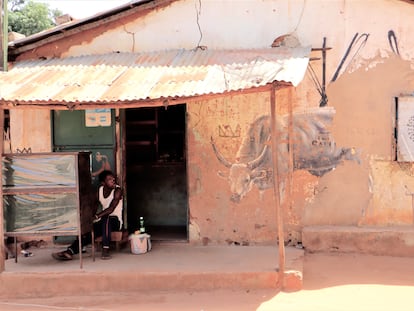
[129,233,151,254]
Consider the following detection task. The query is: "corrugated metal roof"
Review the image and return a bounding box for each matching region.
[0,46,311,108]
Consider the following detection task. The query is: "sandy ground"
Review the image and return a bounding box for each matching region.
[1,252,414,311]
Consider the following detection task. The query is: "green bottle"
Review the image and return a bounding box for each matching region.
[139,216,145,233]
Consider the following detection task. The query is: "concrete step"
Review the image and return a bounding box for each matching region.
[302,225,414,256]
[0,243,304,298]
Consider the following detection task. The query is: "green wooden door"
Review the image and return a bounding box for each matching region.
[52,109,116,188]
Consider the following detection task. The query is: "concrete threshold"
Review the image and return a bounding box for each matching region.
[0,243,304,298]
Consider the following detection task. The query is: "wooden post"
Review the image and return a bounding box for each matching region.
[1,0,7,71]
[0,108,4,272]
[270,82,285,288]
[287,87,294,242]
[0,0,2,69]
[0,0,5,272]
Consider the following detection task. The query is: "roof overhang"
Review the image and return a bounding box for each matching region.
[0,46,311,110]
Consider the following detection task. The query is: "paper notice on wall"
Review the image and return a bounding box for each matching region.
[397,97,414,162]
[85,109,111,127]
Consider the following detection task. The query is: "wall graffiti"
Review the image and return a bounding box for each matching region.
[388,30,399,56]
[211,108,360,203]
[331,32,369,83]
[218,124,241,138]
[16,147,32,153]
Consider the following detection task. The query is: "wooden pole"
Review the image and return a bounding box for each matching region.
[0,0,5,272]
[0,108,4,272]
[2,0,7,71]
[287,88,294,240]
[0,0,2,69]
[270,82,285,288]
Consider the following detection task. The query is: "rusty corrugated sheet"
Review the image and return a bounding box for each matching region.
[0,46,310,107]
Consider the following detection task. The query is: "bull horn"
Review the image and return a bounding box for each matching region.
[211,136,233,168]
[247,145,269,170]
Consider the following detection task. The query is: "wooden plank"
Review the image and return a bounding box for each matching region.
[5,231,78,236]
[2,187,77,195]
[74,154,83,269]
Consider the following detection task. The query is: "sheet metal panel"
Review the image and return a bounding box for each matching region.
[0,46,310,106]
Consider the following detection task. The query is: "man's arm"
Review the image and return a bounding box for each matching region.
[95,187,122,219]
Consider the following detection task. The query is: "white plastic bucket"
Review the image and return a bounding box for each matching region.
[129,233,151,254]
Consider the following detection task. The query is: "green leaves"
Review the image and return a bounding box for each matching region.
[8,0,63,36]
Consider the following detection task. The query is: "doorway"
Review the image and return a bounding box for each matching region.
[124,104,188,241]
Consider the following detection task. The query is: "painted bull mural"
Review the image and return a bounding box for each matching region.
[211,107,360,203]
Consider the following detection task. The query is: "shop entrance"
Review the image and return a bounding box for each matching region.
[124,104,188,241]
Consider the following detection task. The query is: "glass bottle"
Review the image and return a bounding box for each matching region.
[139,216,145,233]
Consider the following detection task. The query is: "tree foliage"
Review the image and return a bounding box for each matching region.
[8,0,63,36]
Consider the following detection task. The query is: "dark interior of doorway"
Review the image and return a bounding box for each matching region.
[125,104,188,242]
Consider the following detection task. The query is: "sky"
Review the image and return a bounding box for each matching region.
[34,0,131,19]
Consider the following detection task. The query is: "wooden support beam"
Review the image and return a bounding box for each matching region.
[0,0,6,272]
[270,82,285,288]
[2,0,7,71]
[286,87,294,253]
[311,47,332,51]
[0,82,293,111]
[0,108,4,272]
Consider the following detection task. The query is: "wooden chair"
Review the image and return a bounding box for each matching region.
[95,230,129,251]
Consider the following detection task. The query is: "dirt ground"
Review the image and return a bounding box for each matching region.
[1,252,414,311]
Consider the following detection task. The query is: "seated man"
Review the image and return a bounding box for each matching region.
[52,170,123,260]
